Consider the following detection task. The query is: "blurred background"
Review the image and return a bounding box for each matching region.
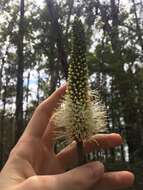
[0,0,143,189]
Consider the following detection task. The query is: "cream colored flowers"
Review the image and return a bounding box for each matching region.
[54,17,106,145]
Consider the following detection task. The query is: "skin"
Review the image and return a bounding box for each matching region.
[0,85,134,190]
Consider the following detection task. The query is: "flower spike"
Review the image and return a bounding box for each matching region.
[54,17,106,148]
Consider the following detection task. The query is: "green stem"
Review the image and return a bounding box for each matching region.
[76,139,87,166]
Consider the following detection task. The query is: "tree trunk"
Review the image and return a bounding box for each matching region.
[46,0,68,79]
[24,71,30,123]
[48,31,60,95]
[0,58,4,96]
[15,0,25,143]
[36,63,40,105]
[0,75,9,168]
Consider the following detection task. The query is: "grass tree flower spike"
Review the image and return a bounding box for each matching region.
[54,17,106,165]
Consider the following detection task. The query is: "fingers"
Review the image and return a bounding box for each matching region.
[21,85,66,139]
[19,164,134,190]
[55,161,104,190]
[95,171,134,190]
[20,162,104,190]
[57,133,122,169]
[85,133,122,152]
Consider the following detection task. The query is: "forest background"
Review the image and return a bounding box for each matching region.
[0,0,143,189]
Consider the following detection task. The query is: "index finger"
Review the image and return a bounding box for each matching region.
[57,133,122,169]
[22,85,66,139]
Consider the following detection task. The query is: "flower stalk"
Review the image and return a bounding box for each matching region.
[54,17,106,166]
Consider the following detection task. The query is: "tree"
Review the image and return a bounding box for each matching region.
[15,0,25,142]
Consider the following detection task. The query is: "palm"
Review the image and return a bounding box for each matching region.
[15,136,64,180]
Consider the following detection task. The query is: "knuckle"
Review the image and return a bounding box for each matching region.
[86,164,98,180]
[36,100,47,112]
[27,176,53,189]
[36,98,52,114]
[28,176,49,189]
[26,176,41,188]
[73,165,97,189]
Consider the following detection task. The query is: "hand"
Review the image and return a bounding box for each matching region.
[0,85,134,190]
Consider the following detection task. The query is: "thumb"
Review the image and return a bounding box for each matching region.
[55,161,104,190]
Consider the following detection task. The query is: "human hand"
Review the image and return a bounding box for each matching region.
[0,85,134,190]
